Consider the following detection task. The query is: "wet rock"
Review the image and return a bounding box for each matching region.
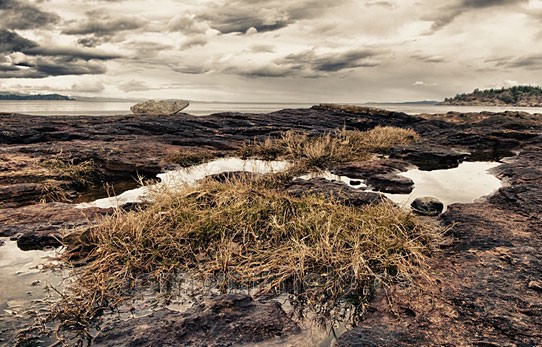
[390,146,469,171]
[410,196,443,216]
[366,173,413,194]
[93,294,300,347]
[0,183,45,208]
[332,159,411,180]
[130,99,189,115]
[2,106,542,346]
[0,202,112,250]
[286,178,387,207]
[336,326,421,347]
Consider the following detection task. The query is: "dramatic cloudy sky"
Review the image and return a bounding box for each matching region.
[1,0,542,102]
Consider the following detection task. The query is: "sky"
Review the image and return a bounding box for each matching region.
[1,0,542,102]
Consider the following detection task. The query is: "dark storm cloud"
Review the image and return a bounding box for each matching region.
[77,37,102,48]
[224,64,293,78]
[62,14,146,36]
[427,0,526,32]
[0,29,120,78]
[0,69,47,78]
[62,9,147,47]
[280,48,381,73]
[0,63,20,72]
[195,0,346,34]
[0,29,38,53]
[168,64,210,75]
[34,57,107,76]
[462,0,509,7]
[0,0,60,30]
[229,48,383,78]
[26,46,122,60]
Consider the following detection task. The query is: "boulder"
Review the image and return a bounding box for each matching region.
[93,294,300,347]
[410,196,444,216]
[130,99,189,115]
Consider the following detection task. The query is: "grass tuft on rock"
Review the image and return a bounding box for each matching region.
[56,176,437,330]
[239,127,419,170]
[40,158,98,186]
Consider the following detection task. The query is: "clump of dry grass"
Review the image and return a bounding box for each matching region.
[38,158,99,203]
[40,158,99,187]
[50,176,437,336]
[339,126,419,154]
[164,149,217,167]
[239,127,419,170]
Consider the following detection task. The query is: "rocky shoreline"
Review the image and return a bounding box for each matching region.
[1,105,541,346]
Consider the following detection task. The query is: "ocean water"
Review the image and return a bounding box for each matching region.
[2,100,542,116]
[0,100,314,116]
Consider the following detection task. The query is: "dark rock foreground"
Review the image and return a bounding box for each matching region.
[1,105,541,346]
[93,294,300,347]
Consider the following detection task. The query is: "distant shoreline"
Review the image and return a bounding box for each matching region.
[0,93,74,101]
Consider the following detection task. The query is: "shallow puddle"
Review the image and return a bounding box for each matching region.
[6,159,503,345]
[301,161,503,211]
[0,238,62,345]
[0,238,60,313]
[384,161,502,209]
[78,158,290,209]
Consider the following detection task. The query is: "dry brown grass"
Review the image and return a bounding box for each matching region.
[239,127,419,170]
[38,158,99,203]
[32,126,427,344]
[47,175,438,339]
[40,158,98,187]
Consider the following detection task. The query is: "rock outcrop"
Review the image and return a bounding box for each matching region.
[1,105,541,346]
[0,202,112,250]
[130,99,189,115]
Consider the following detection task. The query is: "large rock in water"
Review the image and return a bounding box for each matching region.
[130,99,189,115]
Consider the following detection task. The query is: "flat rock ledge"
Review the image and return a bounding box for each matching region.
[93,294,300,347]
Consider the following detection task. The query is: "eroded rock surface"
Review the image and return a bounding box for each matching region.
[93,294,300,347]
[0,202,111,250]
[1,105,541,346]
[337,146,542,346]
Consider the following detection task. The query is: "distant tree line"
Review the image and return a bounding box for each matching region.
[0,93,74,100]
[443,85,542,104]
